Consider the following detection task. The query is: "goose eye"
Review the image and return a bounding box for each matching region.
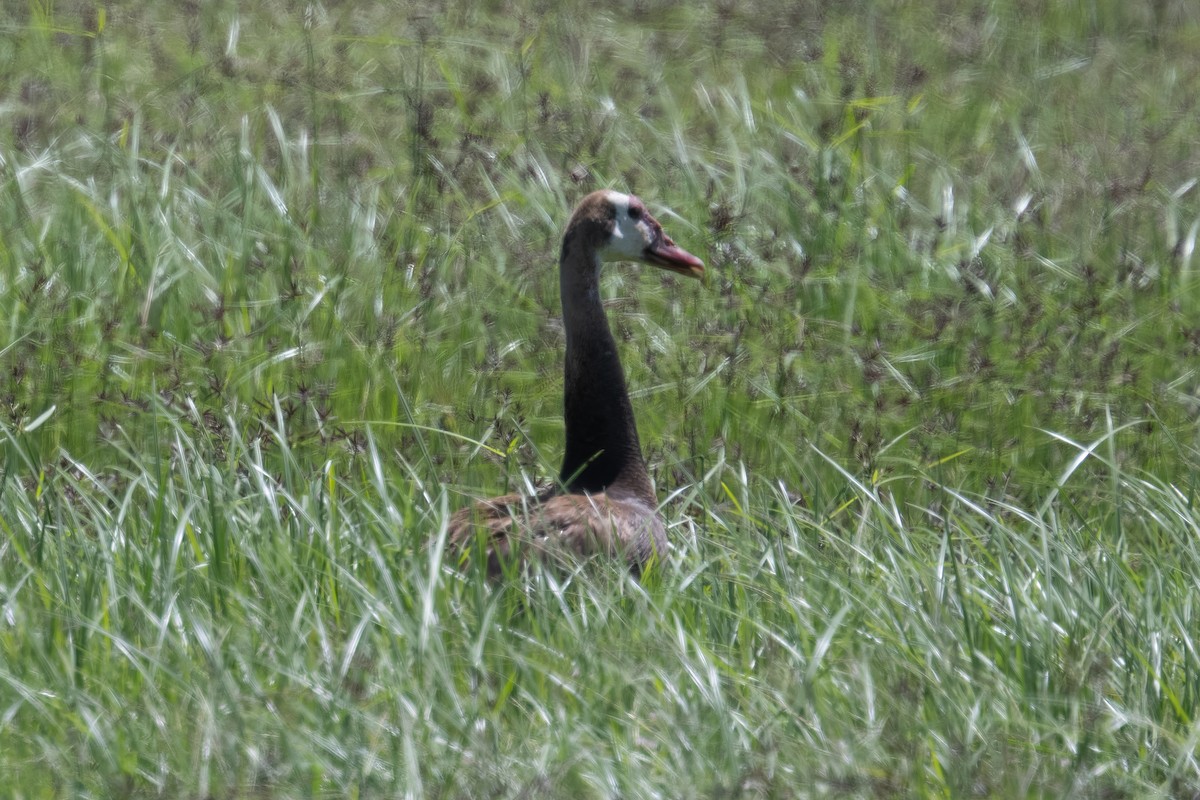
[628,205,643,220]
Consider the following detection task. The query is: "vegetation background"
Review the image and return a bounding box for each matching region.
[2,0,1199,797]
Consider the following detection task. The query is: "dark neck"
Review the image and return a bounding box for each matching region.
[558,246,654,500]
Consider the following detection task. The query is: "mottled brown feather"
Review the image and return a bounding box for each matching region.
[447,487,666,575]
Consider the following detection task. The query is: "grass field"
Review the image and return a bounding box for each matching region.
[3,0,1200,797]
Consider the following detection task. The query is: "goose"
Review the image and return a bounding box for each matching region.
[448,190,704,574]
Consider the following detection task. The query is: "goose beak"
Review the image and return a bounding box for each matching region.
[644,227,705,279]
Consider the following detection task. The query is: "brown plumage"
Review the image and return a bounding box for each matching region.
[448,190,704,574]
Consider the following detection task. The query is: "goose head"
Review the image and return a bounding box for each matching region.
[563,190,705,279]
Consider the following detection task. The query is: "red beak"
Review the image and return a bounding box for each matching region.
[643,215,704,279]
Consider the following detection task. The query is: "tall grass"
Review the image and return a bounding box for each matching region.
[2,0,1199,796]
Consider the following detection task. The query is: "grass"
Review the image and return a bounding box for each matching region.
[2,0,1200,796]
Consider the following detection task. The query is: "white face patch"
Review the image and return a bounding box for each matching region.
[598,191,655,263]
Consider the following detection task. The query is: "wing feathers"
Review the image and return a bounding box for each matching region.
[447,488,666,574]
